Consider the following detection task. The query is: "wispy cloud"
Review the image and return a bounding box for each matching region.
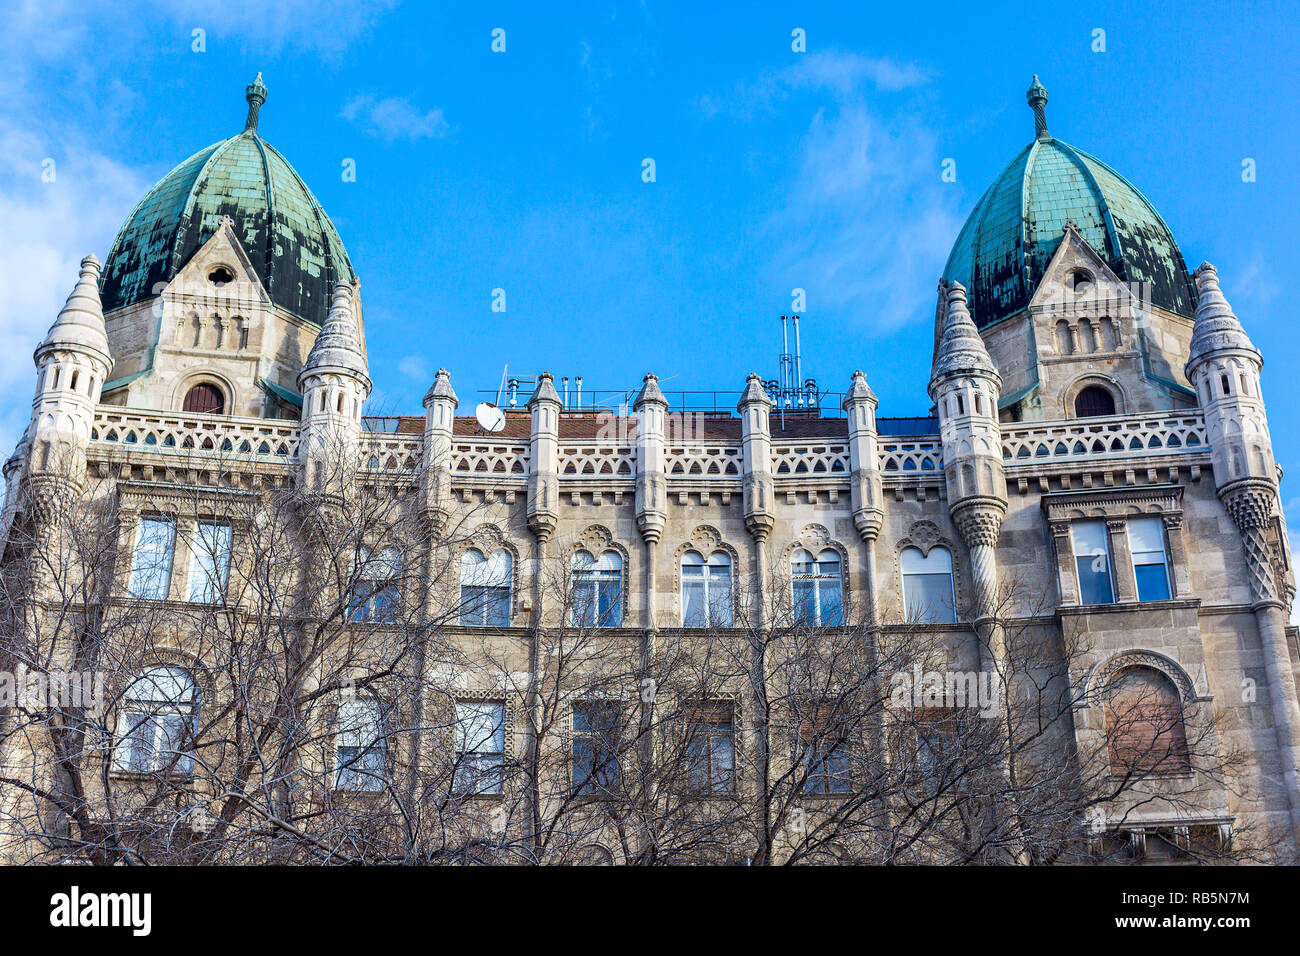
[397,354,429,382]
[703,51,961,333]
[0,120,153,457]
[341,95,450,141]
[695,51,930,120]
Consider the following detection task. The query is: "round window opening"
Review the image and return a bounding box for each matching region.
[208,265,235,287]
[1069,270,1093,295]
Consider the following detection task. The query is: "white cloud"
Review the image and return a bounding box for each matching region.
[397,354,429,382]
[0,121,153,458]
[712,53,962,333]
[696,51,930,120]
[341,95,450,141]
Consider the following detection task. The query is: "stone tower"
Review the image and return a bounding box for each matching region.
[297,281,371,494]
[1186,262,1300,841]
[929,282,1008,620]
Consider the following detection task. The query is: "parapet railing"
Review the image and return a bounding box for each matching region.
[91,408,300,460]
[1000,412,1206,465]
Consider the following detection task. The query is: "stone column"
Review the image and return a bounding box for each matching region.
[1162,513,1193,599]
[738,375,774,627]
[1106,519,1137,603]
[1049,520,1079,606]
[633,373,668,629]
[1225,485,1300,843]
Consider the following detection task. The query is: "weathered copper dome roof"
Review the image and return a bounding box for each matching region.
[942,77,1196,329]
[99,74,353,325]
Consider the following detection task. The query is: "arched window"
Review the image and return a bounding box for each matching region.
[1074,385,1115,418]
[335,697,387,791]
[114,666,198,774]
[681,550,733,627]
[1104,667,1189,775]
[183,383,225,415]
[901,547,956,623]
[791,548,843,626]
[460,549,511,626]
[572,550,623,627]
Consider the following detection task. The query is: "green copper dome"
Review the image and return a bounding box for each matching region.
[942,77,1196,329]
[99,74,353,325]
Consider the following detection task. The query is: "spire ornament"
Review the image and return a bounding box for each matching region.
[1027,74,1049,140]
[245,72,267,132]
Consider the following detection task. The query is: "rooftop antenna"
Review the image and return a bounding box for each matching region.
[474,363,508,433]
[767,315,817,430]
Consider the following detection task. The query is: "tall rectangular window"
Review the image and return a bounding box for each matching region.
[186,522,232,604]
[1129,518,1171,602]
[800,703,851,795]
[454,701,506,795]
[335,699,386,792]
[1071,520,1114,605]
[684,703,735,795]
[572,702,621,797]
[350,548,401,623]
[128,517,175,600]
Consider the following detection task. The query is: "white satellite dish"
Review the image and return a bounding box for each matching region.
[475,401,506,433]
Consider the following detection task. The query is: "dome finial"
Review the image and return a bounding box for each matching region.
[1026,74,1049,140]
[245,72,267,132]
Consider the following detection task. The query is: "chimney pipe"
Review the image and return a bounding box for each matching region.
[793,315,804,406]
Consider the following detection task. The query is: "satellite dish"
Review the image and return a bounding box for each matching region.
[475,402,506,433]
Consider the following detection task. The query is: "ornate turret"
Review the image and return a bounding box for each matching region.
[633,372,669,545]
[244,71,267,132]
[296,281,371,493]
[421,368,458,528]
[1187,263,1286,602]
[27,255,114,485]
[1026,74,1049,140]
[737,373,774,542]
[929,282,1007,618]
[1188,263,1300,842]
[526,372,561,541]
[842,370,882,542]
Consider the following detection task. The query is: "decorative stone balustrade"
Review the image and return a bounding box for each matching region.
[1000,412,1206,465]
[91,408,299,460]
[88,407,1211,486]
[450,439,529,476]
[771,441,850,478]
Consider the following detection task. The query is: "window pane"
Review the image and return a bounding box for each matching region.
[455,702,505,794]
[905,572,956,623]
[793,578,816,624]
[455,702,505,754]
[1072,521,1113,605]
[683,579,707,627]
[597,579,622,626]
[818,578,843,626]
[709,568,733,627]
[572,578,598,626]
[129,518,175,600]
[1127,518,1165,557]
[1134,563,1170,602]
[187,522,231,603]
[485,586,510,626]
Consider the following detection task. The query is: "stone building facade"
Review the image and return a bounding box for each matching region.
[2,75,1299,864]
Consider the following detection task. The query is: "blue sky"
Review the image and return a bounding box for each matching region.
[2,0,1297,502]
